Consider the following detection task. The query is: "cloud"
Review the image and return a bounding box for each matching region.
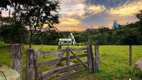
[57,18,81,26]
[108,1,142,16]
[86,5,106,14]
[58,27,85,32]
[91,26,106,29]
[59,0,106,18]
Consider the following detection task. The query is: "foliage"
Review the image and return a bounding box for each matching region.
[19,0,59,48]
[136,10,142,35]
[0,22,28,44]
[0,0,60,48]
[32,29,63,45]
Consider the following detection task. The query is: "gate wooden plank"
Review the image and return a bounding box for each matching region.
[53,69,87,80]
[38,54,87,66]
[69,48,88,70]
[37,49,66,56]
[38,62,88,79]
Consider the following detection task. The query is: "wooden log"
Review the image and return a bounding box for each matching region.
[87,45,94,73]
[26,49,38,80]
[12,44,22,80]
[95,45,99,72]
[38,54,87,66]
[38,62,88,79]
[129,45,132,66]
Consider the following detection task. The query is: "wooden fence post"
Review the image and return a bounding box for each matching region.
[129,45,132,66]
[95,45,99,72]
[26,49,38,80]
[87,45,94,73]
[12,44,22,80]
[66,47,70,79]
[58,45,62,58]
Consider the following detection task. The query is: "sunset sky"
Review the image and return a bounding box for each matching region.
[1,0,142,31]
[56,0,142,31]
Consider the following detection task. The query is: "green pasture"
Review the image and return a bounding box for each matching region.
[0,42,142,80]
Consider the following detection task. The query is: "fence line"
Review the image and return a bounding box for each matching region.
[11,44,133,80]
[26,45,94,80]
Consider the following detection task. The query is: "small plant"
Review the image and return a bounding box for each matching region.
[57,62,66,66]
[133,68,142,78]
[72,59,79,63]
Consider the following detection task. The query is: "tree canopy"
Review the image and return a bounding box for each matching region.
[0,0,60,48]
[0,21,28,44]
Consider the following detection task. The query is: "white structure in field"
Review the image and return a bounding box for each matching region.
[58,33,76,45]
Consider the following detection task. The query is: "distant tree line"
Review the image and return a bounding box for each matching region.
[0,19,142,45]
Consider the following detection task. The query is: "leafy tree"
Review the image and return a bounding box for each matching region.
[136,10,142,35]
[20,0,59,48]
[0,21,28,44]
[0,0,60,48]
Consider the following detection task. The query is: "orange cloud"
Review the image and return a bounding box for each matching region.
[108,1,142,16]
[92,26,107,29]
[58,27,85,32]
[107,22,113,29]
[57,18,81,26]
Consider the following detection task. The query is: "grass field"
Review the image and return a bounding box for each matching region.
[0,42,142,80]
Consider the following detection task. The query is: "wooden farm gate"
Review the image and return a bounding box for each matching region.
[26,45,94,80]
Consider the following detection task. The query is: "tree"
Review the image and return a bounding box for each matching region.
[20,0,60,48]
[0,21,28,44]
[136,10,142,35]
[0,0,60,48]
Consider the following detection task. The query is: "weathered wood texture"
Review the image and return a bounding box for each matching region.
[26,49,38,80]
[37,49,66,56]
[87,45,94,73]
[58,45,62,57]
[38,62,88,79]
[26,46,92,80]
[54,69,86,80]
[69,49,88,70]
[129,45,132,66]
[38,54,87,66]
[95,45,99,72]
[12,44,22,80]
